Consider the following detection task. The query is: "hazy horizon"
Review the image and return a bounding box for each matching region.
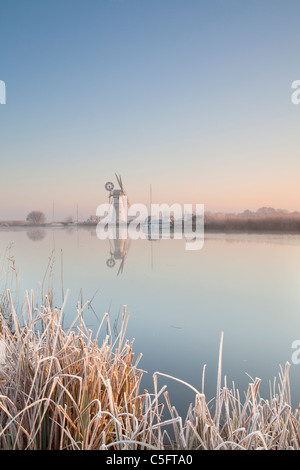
[1,203,299,223]
[1,0,300,219]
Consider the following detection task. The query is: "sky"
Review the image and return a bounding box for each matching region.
[0,0,300,221]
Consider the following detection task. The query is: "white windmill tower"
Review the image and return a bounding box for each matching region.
[104,174,130,224]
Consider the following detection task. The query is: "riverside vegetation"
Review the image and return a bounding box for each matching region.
[0,251,299,450]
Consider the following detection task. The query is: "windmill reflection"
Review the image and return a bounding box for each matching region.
[105,226,165,275]
[106,227,132,275]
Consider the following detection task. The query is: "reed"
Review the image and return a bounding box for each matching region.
[0,291,299,450]
[204,213,300,233]
[0,245,18,318]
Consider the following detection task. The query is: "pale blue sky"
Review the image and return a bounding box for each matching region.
[0,0,300,220]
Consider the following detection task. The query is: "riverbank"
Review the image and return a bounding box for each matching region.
[2,211,300,234]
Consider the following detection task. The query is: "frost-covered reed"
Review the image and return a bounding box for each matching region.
[0,291,299,450]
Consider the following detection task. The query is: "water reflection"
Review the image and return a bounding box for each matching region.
[104,225,193,275]
[107,232,131,275]
[1,226,300,415]
[103,225,177,275]
[26,228,46,242]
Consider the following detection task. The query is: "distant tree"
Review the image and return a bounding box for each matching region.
[26,211,46,225]
[65,216,74,224]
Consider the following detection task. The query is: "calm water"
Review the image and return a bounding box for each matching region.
[1,226,300,415]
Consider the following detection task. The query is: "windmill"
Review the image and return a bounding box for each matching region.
[104,174,130,224]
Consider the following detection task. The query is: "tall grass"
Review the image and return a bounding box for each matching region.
[0,291,299,450]
[0,245,18,318]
